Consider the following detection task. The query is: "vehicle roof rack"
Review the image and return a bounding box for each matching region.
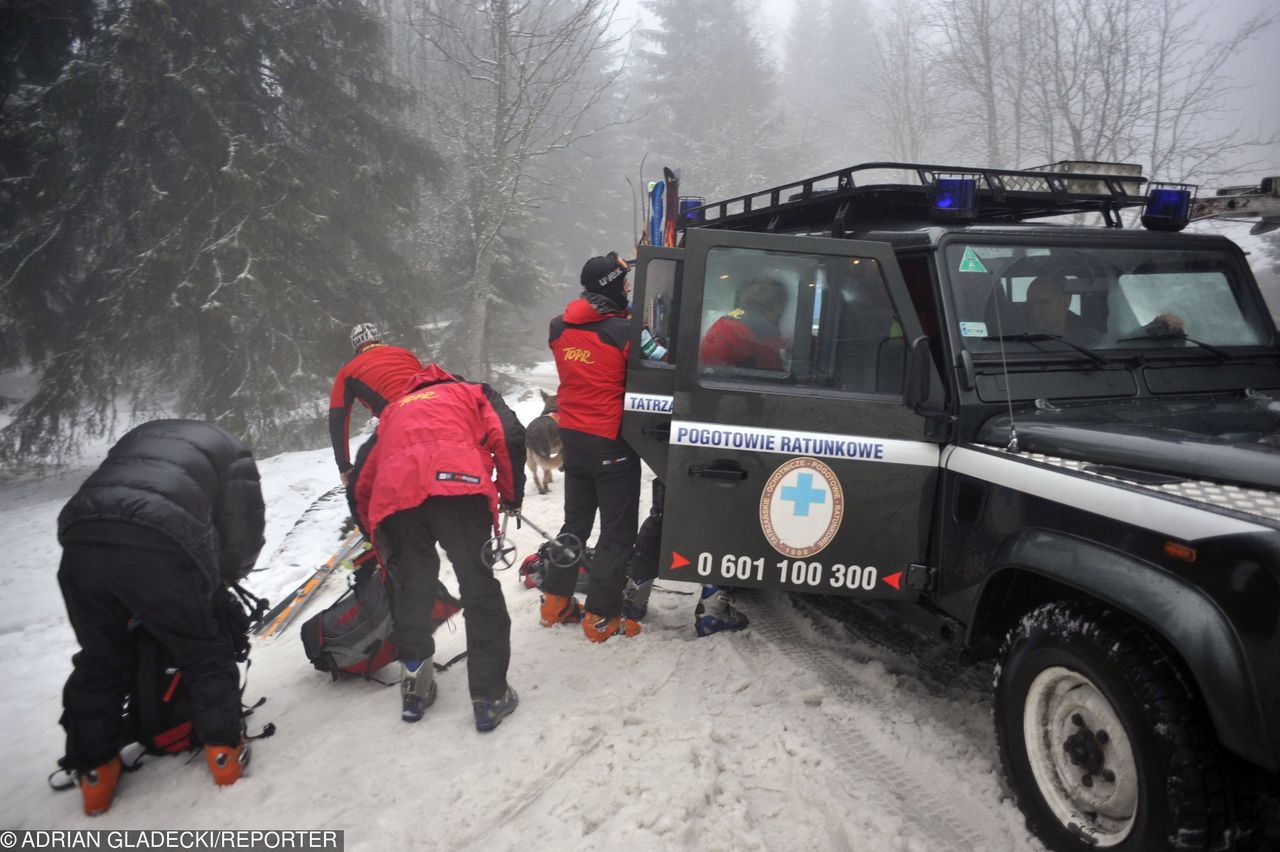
[684,161,1149,234]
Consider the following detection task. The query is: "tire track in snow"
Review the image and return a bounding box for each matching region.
[738,590,1035,852]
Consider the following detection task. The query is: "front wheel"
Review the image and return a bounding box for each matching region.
[994,602,1252,851]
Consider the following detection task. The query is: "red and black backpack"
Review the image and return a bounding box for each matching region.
[127,584,268,755]
[300,553,461,680]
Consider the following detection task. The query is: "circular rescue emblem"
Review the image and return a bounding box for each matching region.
[759,457,844,558]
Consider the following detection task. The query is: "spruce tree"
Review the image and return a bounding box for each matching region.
[0,0,439,462]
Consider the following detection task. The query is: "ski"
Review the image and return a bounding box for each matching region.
[648,179,665,247]
[637,153,650,247]
[256,528,367,639]
[662,166,680,247]
[250,486,345,578]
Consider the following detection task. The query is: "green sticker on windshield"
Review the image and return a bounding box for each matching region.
[958,246,988,273]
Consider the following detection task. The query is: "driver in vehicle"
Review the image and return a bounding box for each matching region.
[1025,275,1098,340]
[1025,274,1184,342]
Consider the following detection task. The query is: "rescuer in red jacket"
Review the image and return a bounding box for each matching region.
[699,276,789,370]
[349,364,526,729]
[328,323,424,484]
[541,252,643,643]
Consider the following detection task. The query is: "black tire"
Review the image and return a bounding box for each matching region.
[994,601,1254,851]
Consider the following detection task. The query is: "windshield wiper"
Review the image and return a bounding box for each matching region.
[984,332,1110,366]
[1115,331,1231,360]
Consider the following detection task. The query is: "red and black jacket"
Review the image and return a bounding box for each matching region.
[549,298,630,440]
[328,343,423,472]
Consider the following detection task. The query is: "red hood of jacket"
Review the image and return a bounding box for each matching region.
[401,364,460,396]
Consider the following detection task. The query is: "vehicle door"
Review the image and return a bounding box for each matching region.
[660,228,943,597]
[622,245,683,476]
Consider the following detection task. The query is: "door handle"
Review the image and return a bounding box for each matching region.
[640,424,671,440]
[687,463,748,481]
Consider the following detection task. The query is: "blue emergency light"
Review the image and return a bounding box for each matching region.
[680,197,705,224]
[1140,184,1193,232]
[932,176,978,222]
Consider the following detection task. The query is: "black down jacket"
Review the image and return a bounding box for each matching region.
[58,420,266,591]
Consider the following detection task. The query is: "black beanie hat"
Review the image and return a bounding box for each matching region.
[580,251,629,308]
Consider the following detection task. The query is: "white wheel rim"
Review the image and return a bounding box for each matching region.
[1023,665,1139,847]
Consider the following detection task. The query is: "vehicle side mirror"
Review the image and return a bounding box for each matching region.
[904,335,931,408]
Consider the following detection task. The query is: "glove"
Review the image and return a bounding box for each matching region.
[500,502,522,529]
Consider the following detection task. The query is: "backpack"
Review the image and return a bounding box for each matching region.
[126,584,265,755]
[300,555,461,680]
[518,543,594,592]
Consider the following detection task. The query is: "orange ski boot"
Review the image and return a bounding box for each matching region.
[204,741,250,786]
[539,593,583,627]
[582,612,642,643]
[79,756,122,816]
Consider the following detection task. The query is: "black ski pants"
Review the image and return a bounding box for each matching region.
[544,428,641,619]
[58,541,241,771]
[375,495,510,701]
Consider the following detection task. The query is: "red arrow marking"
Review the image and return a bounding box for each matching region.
[882,571,903,590]
[670,551,690,571]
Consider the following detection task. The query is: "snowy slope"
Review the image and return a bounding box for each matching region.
[0,385,1041,851]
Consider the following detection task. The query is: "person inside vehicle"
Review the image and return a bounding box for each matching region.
[1024,275,1091,338]
[700,276,790,370]
[1026,275,1185,342]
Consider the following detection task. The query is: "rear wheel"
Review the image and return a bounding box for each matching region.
[994,602,1253,851]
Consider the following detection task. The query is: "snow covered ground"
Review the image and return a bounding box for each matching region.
[0,378,1042,851]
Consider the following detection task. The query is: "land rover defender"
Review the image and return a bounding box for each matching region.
[621,162,1280,851]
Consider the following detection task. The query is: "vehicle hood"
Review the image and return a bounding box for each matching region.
[976,397,1280,490]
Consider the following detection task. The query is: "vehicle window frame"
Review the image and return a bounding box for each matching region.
[937,234,1274,359]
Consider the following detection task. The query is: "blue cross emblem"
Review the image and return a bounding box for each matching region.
[781,473,827,517]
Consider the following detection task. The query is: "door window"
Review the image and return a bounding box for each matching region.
[697,246,905,394]
[640,257,680,363]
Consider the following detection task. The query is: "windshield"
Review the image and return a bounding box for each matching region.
[943,242,1271,357]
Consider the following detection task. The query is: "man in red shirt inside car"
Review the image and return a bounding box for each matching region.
[699,276,789,370]
[540,252,643,643]
[328,323,423,485]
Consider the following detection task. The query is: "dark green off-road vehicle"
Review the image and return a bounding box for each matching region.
[621,162,1280,851]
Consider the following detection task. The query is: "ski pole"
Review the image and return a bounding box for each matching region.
[515,513,584,569]
[481,515,517,570]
